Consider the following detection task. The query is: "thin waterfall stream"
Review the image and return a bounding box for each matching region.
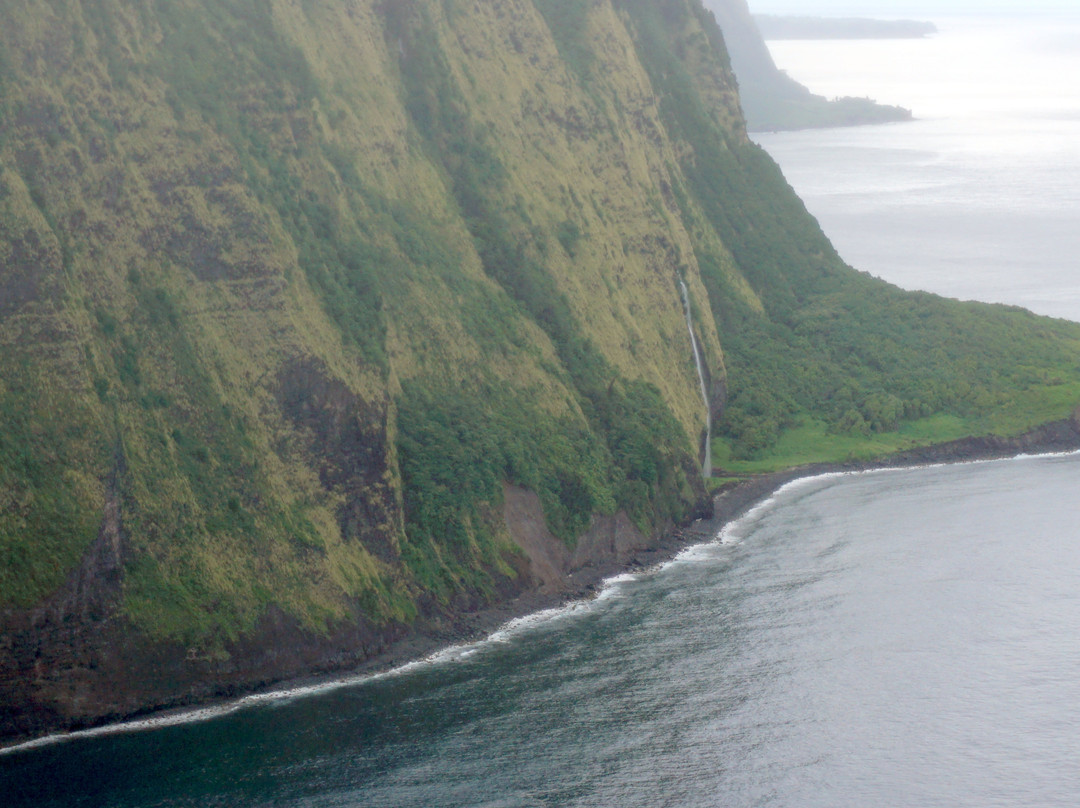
[679,279,712,478]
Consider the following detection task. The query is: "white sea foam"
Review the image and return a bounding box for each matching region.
[668,542,720,564]
[0,595,604,755]
[1,647,489,756]
[1014,448,1080,462]
[714,448,1080,545]
[485,603,589,644]
[716,490,789,545]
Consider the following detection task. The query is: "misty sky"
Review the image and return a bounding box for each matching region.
[749,0,1078,16]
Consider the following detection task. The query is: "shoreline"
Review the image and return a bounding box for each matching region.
[4,414,1080,755]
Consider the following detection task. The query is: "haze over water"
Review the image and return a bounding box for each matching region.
[755,14,1080,321]
[5,12,1080,808]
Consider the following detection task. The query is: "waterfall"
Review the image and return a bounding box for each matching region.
[678,280,712,478]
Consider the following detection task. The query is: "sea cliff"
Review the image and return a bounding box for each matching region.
[3,0,1080,743]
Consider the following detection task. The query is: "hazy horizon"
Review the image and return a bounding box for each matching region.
[749,1,1079,17]
[755,13,1080,321]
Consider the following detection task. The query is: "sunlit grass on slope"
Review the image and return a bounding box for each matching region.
[713,379,1080,474]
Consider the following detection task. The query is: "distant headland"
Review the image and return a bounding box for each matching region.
[702,0,915,131]
[755,16,938,40]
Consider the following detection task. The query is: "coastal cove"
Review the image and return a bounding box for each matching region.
[4,408,1080,759]
[5,440,1080,805]
[8,4,1080,799]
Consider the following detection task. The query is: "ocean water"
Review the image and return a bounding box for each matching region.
[5,15,1080,807]
[755,15,1080,322]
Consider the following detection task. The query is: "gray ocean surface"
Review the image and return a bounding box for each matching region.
[755,15,1080,321]
[5,14,1080,808]
[5,456,1080,806]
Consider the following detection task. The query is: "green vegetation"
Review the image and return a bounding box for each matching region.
[712,415,969,474]
[714,286,1080,462]
[747,92,912,132]
[147,0,388,369]
[0,0,1079,676]
[754,15,938,41]
[388,2,703,554]
[706,476,747,491]
[0,364,106,607]
[395,381,612,600]
[533,0,596,82]
[712,383,1080,474]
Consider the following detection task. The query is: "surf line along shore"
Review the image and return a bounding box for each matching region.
[4,410,1080,755]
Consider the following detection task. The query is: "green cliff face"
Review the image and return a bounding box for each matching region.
[2,0,1080,739]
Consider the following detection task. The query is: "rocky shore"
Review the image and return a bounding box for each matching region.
[4,411,1079,751]
[316,409,1080,707]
